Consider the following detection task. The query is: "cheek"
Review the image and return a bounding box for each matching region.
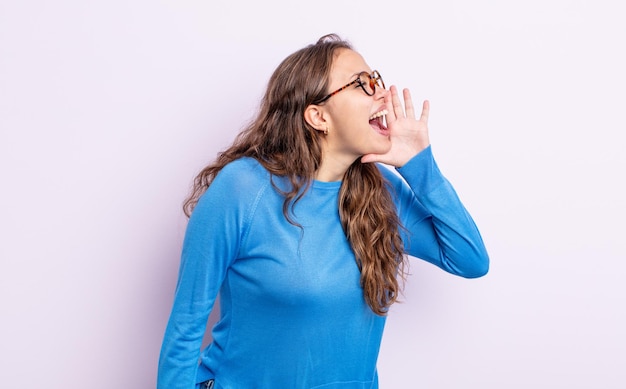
[327,98,373,137]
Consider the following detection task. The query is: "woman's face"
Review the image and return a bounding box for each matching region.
[321,49,390,166]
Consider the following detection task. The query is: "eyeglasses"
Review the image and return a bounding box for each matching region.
[315,70,385,104]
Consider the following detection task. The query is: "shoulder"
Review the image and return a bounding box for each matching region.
[195,157,272,212]
[185,158,273,256]
[213,157,271,191]
[219,157,269,179]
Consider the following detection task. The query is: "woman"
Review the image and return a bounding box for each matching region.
[158,34,489,389]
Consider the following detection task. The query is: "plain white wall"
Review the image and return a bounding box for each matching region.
[1,1,624,388]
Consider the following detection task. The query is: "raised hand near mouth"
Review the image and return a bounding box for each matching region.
[361,85,430,167]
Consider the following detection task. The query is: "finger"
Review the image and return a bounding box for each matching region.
[420,100,430,124]
[390,85,405,119]
[403,88,415,119]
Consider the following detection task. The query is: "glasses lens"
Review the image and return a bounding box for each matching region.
[373,71,384,90]
[358,73,374,95]
[361,72,384,96]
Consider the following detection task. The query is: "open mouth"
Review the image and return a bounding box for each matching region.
[369,109,389,136]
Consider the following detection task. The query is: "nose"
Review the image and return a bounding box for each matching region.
[374,85,389,100]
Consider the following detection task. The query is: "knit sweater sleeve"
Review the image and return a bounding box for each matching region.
[157,158,267,389]
[383,146,489,278]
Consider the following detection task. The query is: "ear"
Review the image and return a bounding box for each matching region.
[304,104,328,134]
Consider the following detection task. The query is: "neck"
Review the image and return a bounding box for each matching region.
[314,152,357,182]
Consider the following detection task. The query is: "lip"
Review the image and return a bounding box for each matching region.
[368,107,390,137]
[369,106,388,120]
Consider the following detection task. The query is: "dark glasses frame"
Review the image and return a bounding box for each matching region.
[315,70,385,104]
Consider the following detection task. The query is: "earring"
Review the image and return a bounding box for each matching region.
[323,126,329,135]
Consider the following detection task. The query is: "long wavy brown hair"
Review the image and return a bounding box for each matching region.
[183,34,407,315]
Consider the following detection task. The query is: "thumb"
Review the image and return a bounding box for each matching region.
[360,153,382,164]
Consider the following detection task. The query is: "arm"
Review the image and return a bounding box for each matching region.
[391,147,489,277]
[364,86,489,277]
[157,160,258,389]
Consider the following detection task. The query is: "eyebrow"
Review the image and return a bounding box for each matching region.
[331,72,364,89]
[346,71,368,82]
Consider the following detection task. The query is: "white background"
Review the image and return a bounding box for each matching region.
[1,1,625,388]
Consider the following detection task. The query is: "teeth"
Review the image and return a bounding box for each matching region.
[369,110,388,120]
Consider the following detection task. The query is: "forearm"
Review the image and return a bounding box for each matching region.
[397,146,489,277]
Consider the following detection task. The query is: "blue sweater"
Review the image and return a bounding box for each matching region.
[158,146,489,389]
